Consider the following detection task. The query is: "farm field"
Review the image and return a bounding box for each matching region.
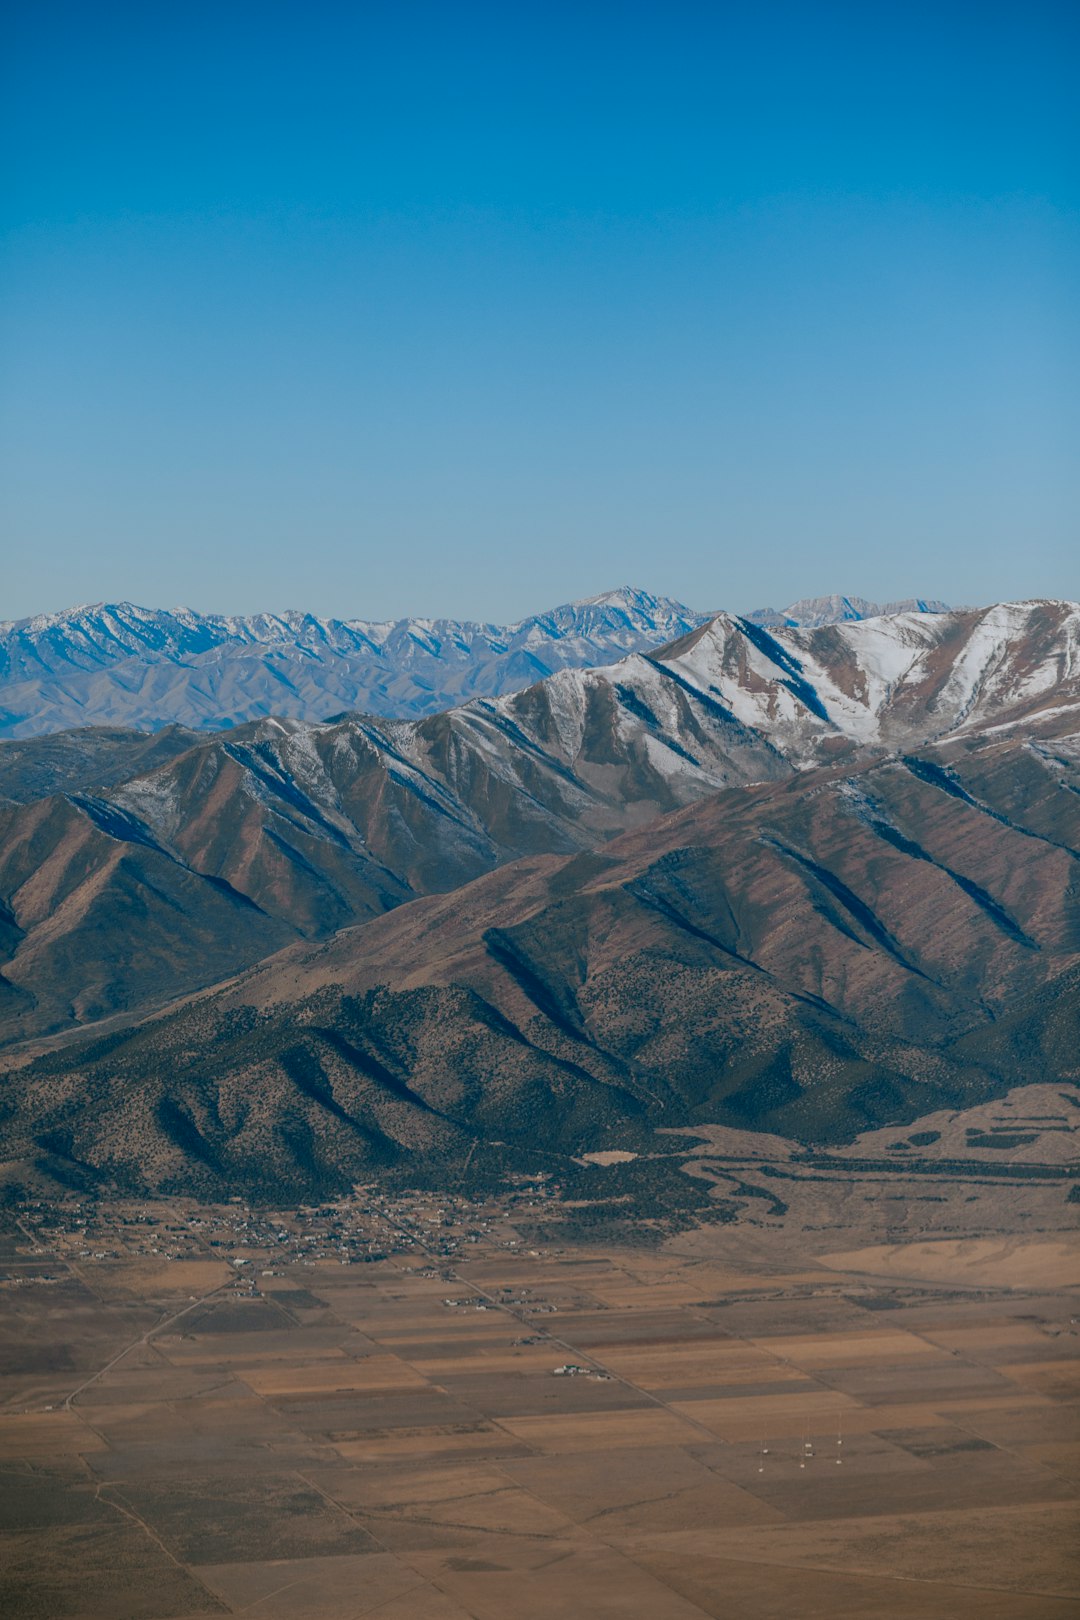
[1,1179,1078,1619]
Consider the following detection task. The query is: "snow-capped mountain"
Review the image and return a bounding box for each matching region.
[0,588,706,737]
[0,586,951,738]
[651,599,1077,757]
[3,598,1079,1194]
[746,594,951,628]
[0,597,1075,1049]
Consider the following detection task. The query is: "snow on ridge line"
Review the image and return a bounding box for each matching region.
[4,594,1076,743]
[12,593,1074,649]
[612,599,1080,752]
[0,586,697,644]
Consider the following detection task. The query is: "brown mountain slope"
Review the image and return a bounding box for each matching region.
[0,793,294,1036]
[2,601,1078,1049]
[5,722,1077,1196]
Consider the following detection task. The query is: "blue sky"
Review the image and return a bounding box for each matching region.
[2,0,1077,620]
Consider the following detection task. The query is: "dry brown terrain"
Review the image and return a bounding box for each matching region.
[1,1161,1077,1620]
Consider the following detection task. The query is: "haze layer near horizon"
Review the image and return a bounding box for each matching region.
[2,0,1077,621]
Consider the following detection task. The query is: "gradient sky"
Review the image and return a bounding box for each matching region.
[2,0,1077,622]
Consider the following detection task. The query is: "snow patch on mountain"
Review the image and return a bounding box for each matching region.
[666,601,1080,753]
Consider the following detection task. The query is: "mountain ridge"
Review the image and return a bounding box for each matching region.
[0,598,1074,1053]
[746,594,951,628]
[5,717,1077,1197]
[0,587,703,737]
[0,586,952,737]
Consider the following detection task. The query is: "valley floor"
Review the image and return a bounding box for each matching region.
[1,1141,1078,1620]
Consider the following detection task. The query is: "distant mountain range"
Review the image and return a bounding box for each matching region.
[1,596,1077,1198]
[0,587,950,737]
[746,593,951,628]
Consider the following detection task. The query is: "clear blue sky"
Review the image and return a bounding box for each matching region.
[2,0,1077,621]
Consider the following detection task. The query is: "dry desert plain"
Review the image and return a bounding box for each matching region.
[1,1087,1079,1620]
